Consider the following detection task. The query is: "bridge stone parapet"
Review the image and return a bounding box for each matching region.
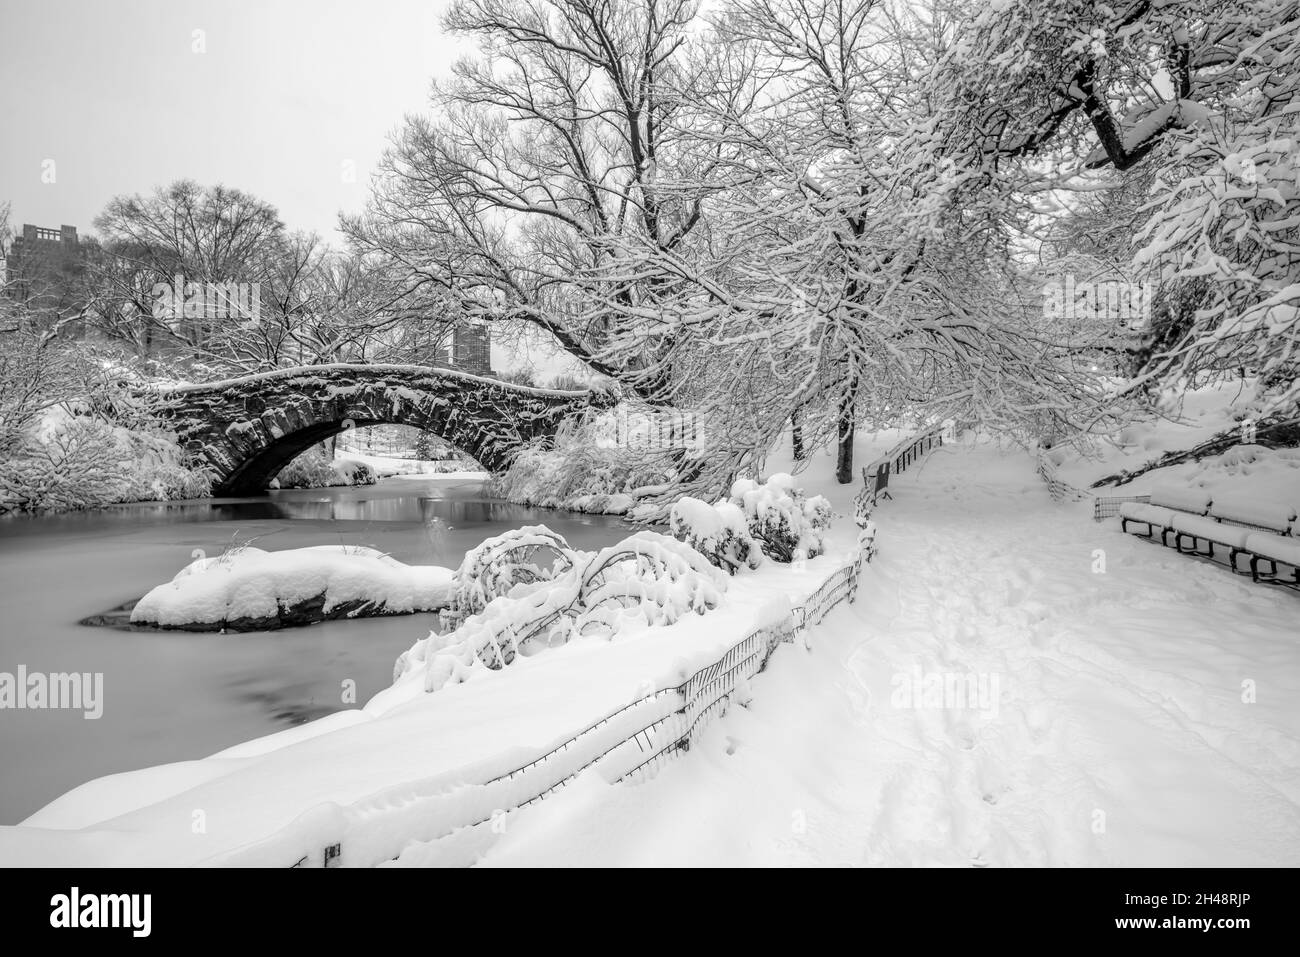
[148,363,612,496]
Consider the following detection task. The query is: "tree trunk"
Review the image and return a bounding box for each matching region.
[835,382,857,484]
[835,413,855,484]
[792,410,805,461]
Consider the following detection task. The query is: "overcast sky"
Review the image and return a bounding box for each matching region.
[0,0,463,243]
[0,0,591,378]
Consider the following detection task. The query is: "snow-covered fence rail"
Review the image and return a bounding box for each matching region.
[797,557,864,630]
[856,426,946,516]
[611,612,800,789]
[217,548,871,868]
[1034,451,1089,503]
[1036,452,1155,519]
[888,427,944,475]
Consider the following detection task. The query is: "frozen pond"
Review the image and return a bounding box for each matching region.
[0,477,632,824]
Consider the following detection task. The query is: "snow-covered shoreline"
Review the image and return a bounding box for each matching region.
[2,541,864,865]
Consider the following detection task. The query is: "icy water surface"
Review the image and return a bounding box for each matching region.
[0,477,631,824]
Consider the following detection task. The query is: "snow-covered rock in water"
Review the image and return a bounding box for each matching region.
[669,497,762,574]
[130,545,455,631]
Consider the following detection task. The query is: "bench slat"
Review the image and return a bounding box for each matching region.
[1148,485,1212,515]
[1208,493,1296,533]
[1245,532,1300,567]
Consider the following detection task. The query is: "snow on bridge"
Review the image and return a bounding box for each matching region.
[146,363,614,496]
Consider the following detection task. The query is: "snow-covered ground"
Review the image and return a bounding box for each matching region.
[471,438,1300,866]
[1051,380,1300,505]
[3,432,1296,866]
[334,447,486,481]
[0,539,858,865]
[1055,381,1260,487]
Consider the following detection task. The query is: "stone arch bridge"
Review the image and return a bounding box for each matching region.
[150,363,612,496]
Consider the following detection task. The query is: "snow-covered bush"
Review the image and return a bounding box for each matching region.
[275,449,378,489]
[728,473,833,563]
[395,576,582,693]
[489,412,671,515]
[572,532,727,637]
[333,459,377,487]
[669,497,762,574]
[393,527,727,693]
[0,418,130,513]
[114,427,214,502]
[0,413,213,513]
[449,525,578,621]
[274,451,336,489]
[0,329,214,513]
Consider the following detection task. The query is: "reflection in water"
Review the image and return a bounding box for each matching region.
[0,480,622,534]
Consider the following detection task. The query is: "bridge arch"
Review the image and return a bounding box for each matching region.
[150,363,611,496]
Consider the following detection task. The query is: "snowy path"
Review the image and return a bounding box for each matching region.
[478,441,1300,866]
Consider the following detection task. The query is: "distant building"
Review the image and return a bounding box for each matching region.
[3,224,88,324]
[447,323,493,376]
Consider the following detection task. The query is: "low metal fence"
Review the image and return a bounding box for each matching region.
[246,547,872,868]
[855,426,946,519]
[1035,451,1089,503]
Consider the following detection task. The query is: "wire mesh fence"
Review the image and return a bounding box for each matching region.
[1092,493,1151,521]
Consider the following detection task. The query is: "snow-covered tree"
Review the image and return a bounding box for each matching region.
[579,0,1129,498]
[934,0,1300,414]
[345,0,712,396]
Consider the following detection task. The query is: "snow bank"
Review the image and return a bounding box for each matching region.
[1131,444,1300,507]
[464,440,1300,868]
[334,447,484,480]
[1054,379,1281,489]
[0,433,873,866]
